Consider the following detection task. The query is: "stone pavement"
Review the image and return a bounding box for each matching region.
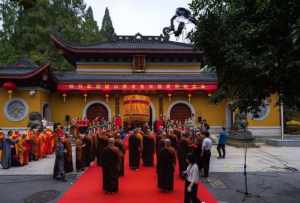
[1,144,299,175]
[0,144,300,203]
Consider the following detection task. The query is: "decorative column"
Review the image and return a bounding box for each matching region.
[115,94,120,116]
[159,94,164,117]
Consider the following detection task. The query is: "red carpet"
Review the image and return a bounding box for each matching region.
[58,154,218,203]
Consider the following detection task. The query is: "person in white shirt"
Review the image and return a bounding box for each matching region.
[201,131,212,177]
[183,153,201,203]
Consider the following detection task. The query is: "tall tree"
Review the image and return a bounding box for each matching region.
[81,6,102,43]
[100,7,116,41]
[0,0,105,70]
[190,0,300,112]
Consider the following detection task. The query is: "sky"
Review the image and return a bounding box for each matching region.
[85,0,193,39]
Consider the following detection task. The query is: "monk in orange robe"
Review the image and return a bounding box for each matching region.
[16,134,25,166]
[0,130,4,162]
[32,131,39,161]
[22,134,29,165]
[26,130,34,161]
[40,131,46,158]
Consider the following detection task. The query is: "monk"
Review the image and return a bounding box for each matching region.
[101,138,121,194]
[114,135,125,176]
[32,131,39,161]
[167,129,178,151]
[142,130,155,167]
[53,137,67,181]
[177,133,191,178]
[129,129,143,170]
[82,133,92,167]
[63,134,74,173]
[16,134,25,166]
[96,132,108,166]
[75,135,85,171]
[157,139,176,192]
[1,131,18,169]
[0,130,4,164]
[22,134,29,165]
[39,131,46,158]
[11,131,19,166]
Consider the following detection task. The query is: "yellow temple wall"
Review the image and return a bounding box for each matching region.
[161,94,226,126]
[0,89,48,128]
[247,94,280,127]
[76,63,201,74]
[50,93,116,124]
[0,89,280,135]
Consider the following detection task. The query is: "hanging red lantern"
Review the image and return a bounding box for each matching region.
[2,81,16,99]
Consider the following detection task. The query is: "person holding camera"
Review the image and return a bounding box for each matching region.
[183,153,201,203]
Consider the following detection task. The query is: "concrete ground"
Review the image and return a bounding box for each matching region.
[0,144,299,203]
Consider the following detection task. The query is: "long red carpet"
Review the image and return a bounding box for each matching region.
[58,155,218,203]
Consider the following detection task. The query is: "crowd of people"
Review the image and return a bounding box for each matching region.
[0,128,57,169]
[52,115,227,203]
[0,115,228,203]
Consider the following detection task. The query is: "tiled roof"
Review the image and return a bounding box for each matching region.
[54,72,217,83]
[51,33,201,52]
[0,60,49,79]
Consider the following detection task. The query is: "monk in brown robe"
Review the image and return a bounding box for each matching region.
[142,130,155,167]
[75,135,85,171]
[63,135,73,173]
[129,129,143,170]
[167,129,178,151]
[96,132,108,166]
[157,139,176,192]
[101,138,121,194]
[82,134,92,167]
[177,133,191,178]
[114,135,125,176]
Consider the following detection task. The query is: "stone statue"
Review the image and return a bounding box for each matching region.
[233,112,248,131]
[27,112,43,130]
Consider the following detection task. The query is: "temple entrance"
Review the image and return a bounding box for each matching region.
[170,103,192,123]
[42,103,51,121]
[86,103,109,121]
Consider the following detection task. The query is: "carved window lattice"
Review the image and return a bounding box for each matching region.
[132,55,146,72]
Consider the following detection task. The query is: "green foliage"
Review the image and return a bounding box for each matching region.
[0,0,105,70]
[190,0,300,112]
[100,7,116,41]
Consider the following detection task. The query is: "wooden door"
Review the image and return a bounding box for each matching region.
[170,103,191,122]
[86,103,108,121]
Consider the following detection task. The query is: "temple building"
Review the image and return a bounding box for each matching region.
[0,33,280,135]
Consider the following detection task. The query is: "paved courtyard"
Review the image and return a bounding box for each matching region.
[0,144,299,203]
[1,144,299,175]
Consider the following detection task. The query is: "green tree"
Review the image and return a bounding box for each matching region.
[100,7,116,41]
[0,0,106,70]
[81,6,102,43]
[190,0,300,112]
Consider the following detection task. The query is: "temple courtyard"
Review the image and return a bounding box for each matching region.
[0,143,299,203]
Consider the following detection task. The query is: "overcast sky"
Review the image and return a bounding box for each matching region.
[85,0,192,37]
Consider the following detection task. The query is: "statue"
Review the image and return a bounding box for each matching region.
[233,112,248,131]
[27,112,43,130]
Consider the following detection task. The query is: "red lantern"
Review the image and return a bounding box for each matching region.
[2,81,16,99]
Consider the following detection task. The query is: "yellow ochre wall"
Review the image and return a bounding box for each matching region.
[76,63,201,74]
[247,94,280,127]
[0,89,50,128]
[0,90,280,128]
